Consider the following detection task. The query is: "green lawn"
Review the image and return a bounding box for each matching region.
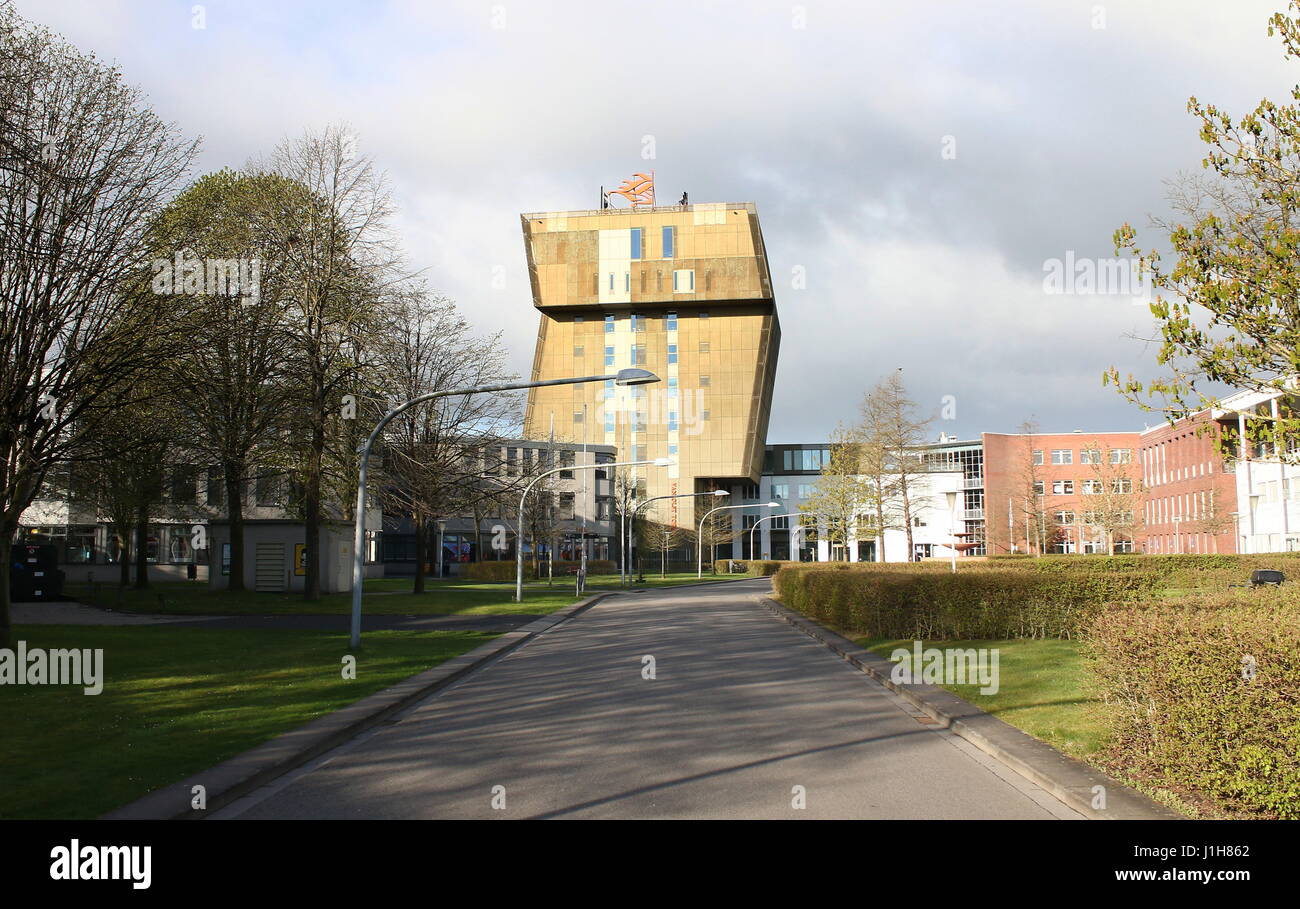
[62,571,742,617]
[0,625,495,819]
[853,636,1110,760]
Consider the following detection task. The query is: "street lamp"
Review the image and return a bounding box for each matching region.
[748,512,804,561]
[698,501,779,577]
[349,368,660,648]
[518,456,672,602]
[436,518,447,579]
[792,520,813,561]
[628,489,729,584]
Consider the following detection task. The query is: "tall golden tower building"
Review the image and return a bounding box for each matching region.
[521,201,780,530]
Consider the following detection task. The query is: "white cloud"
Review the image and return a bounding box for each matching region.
[14,0,1297,441]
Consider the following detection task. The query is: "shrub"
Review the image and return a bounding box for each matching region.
[1086,591,1300,818]
[458,559,617,582]
[459,561,515,582]
[712,559,797,576]
[772,563,1159,639]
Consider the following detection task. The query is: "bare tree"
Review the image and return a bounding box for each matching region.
[854,433,899,561]
[373,290,517,591]
[0,7,196,642]
[697,507,737,572]
[861,372,932,560]
[1079,440,1145,555]
[259,125,399,600]
[1015,420,1053,556]
[643,520,687,577]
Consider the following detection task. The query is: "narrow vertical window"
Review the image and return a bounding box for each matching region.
[662,226,674,258]
[630,228,643,260]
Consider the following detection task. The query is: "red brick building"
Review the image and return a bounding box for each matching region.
[1138,412,1238,554]
[982,430,1142,554]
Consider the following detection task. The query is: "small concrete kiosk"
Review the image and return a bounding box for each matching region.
[207,520,379,593]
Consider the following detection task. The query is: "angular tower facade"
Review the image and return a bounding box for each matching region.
[521,202,780,531]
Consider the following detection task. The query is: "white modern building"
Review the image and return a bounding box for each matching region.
[1214,386,1300,553]
[703,442,972,563]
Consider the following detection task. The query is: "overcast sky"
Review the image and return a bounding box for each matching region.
[16,0,1297,442]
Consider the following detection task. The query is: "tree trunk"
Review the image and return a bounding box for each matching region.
[875,488,887,563]
[0,533,13,648]
[116,528,130,587]
[225,464,246,592]
[902,491,915,560]
[304,425,324,601]
[413,515,427,594]
[134,510,149,589]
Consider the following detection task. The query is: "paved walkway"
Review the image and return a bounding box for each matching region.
[215,579,1081,820]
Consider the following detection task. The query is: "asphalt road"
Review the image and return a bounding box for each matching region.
[216,579,1082,820]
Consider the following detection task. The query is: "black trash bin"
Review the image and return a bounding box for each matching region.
[9,543,63,601]
[1250,569,1285,587]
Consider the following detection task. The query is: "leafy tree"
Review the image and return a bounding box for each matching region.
[802,426,869,561]
[1106,1,1300,459]
[146,169,299,590]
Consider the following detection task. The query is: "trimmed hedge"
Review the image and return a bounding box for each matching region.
[459,561,515,581]
[777,553,1300,589]
[459,559,616,582]
[772,564,1159,639]
[1015,553,1300,589]
[712,559,798,576]
[1086,593,1300,818]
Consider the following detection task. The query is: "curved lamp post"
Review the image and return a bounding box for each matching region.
[698,501,779,577]
[349,368,660,648]
[628,489,729,584]
[747,511,808,560]
[517,456,672,602]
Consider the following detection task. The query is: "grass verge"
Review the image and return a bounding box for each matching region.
[852,636,1110,761]
[61,572,740,617]
[0,625,495,819]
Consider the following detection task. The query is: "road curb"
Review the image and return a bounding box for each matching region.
[101,592,614,820]
[756,595,1183,820]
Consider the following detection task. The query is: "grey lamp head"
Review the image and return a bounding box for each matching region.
[615,368,660,386]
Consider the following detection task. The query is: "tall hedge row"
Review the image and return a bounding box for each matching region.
[711,559,797,576]
[1086,594,1300,819]
[772,564,1158,639]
